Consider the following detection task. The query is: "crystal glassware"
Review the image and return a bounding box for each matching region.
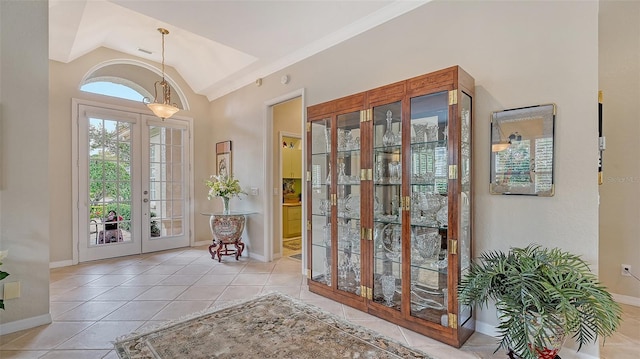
[382,110,396,147]
[426,123,439,142]
[388,161,401,183]
[323,223,331,247]
[319,199,330,215]
[323,257,332,286]
[381,275,396,306]
[337,162,347,184]
[412,123,428,143]
[375,161,385,183]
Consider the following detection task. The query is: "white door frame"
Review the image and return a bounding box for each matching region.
[262,89,306,272]
[71,98,195,264]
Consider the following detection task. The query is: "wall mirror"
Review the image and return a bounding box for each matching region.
[490,104,556,196]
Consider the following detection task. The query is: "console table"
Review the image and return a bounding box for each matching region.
[201,211,254,262]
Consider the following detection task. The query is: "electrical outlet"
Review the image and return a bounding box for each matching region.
[622,264,632,276]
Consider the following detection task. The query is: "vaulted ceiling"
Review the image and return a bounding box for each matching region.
[49,0,428,101]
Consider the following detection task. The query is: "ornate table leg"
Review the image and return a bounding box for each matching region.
[215,244,224,263]
[208,241,219,260]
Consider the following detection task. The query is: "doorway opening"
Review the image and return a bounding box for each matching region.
[281,134,303,260]
[263,89,305,271]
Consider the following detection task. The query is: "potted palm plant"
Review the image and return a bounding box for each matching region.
[458,245,621,359]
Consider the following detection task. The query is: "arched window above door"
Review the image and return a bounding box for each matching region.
[80,60,187,110]
[81,77,147,102]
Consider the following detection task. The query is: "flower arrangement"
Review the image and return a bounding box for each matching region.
[0,250,9,310]
[205,174,246,200]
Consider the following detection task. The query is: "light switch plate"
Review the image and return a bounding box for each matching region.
[3,281,20,300]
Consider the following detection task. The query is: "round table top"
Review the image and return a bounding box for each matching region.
[201,211,257,216]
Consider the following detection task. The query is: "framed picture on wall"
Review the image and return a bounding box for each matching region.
[216,140,232,177]
[490,104,556,196]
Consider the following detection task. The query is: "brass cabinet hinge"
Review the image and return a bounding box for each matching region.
[448,165,458,180]
[598,90,603,104]
[360,227,372,241]
[360,168,373,181]
[331,194,338,206]
[306,122,311,132]
[448,313,458,329]
[306,170,311,182]
[360,109,372,122]
[449,239,458,255]
[448,90,458,105]
[307,220,312,231]
[400,196,411,211]
[361,285,367,298]
[306,269,311,278]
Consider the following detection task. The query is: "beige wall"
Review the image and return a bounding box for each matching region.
[0,0,51,328]
[273,97,303,257]
[49,47,213,264]
[209,1,599,356]
[599,0,640,300]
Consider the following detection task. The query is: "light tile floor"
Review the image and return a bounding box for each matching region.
[0,246,636,358]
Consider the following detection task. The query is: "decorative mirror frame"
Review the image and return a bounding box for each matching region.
[215,140,232,177]
[490,104,556,196]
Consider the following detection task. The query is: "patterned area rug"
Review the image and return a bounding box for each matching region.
[283,238,302,250]
[114,292,434,359]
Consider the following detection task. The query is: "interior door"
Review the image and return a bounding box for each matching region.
[77,105,190,262]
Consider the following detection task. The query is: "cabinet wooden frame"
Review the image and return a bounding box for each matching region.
[305,66,475,347]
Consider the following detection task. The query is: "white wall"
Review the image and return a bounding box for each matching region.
[598,0,640,302]
[208,1,599,357]
[0,0,51,329]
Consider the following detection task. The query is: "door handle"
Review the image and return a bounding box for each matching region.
[143,198,149,203]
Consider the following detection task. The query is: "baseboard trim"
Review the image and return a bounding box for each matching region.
[475,319,498,338]
[49,260,73,268]
[612,293,640,307]
[193,240,211,247]
[248,252,267,262]
[0,313,52,335]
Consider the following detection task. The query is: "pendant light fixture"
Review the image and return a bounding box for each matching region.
[143,28,179,120]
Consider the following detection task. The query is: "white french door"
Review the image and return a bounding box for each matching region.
[76,104,191,262]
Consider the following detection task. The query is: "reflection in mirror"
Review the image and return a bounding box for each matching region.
[490,104,555,196]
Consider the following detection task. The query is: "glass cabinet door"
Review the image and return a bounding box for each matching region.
[336,111,362,295]
[310,118,332,286]
[408,91,449,325]
[458,92,473,326]
[372,101,402,310]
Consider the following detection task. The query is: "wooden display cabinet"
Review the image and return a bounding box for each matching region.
[305,66,474,347]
